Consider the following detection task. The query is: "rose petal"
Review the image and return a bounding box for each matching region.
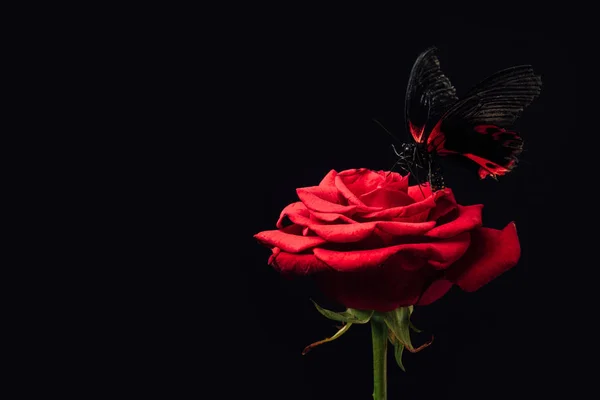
[308,221,378,243]
[417,279,453,305]
[375,220,436,236]
[447,223,520,292]
[337,168,386,197]
[313,233,470,271]
[315,264,425,312]
[299,185,340,203]
[381,171,409,191]
[425,205,483,238]
[276,202,311,228]
[425,232,472,269]
[336,168,369,176]
[280,224,304,235]
[297,187,357,214]
[408,183,432,201]
[313,245,398,271]
[308,220,436,243]
[319,169,338,187]
[392,210,431,223]
[359,187,414,208]
[428,189,458,221]
[254,230,327,253]
[335,175,369,206]
[268,247,331,274]
[308,210,357,224]
[361,196,436,221]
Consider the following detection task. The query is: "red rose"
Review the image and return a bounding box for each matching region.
[254,168,520,312]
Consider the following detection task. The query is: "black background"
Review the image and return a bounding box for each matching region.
[12,7,592,399]
[196,11,585,400]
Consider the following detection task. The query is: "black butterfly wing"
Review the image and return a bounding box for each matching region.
[405,47,458,143]
[426,65,542,179]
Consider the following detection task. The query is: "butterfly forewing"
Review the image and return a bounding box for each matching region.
[405,47,458,143]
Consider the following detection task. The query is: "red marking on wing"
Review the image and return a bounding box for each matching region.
[463,153,514,180]
[427,122,522,180]
[409,120,425,143]
[473,125,498,134]
[426,120,457,155]
[474,125,522,146]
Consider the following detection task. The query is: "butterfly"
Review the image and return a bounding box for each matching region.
[388,47,542,190]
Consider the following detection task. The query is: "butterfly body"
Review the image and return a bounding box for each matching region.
[391,142,446,190]
[398,47,541,188]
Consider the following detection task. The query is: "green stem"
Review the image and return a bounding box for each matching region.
[371,316,388,400]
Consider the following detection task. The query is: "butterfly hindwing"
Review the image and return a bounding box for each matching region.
[426,65,542,179]
[405,47,458,143]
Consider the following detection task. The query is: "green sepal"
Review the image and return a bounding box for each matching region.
[383,306,414,350]
[311,300,374,324]
[302,322,353,355]
[387,327,407,372]
[393,340,406,372]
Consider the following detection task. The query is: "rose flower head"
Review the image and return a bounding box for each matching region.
[254,168,520,312]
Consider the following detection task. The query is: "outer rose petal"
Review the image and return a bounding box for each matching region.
[254,230,326,253]
[313,232,470,271]
[276,202,311,228]
[309,222,378,243]
[425,233,472,269]
[308,210,357,224]
[417,279,453,305]
[297,185,340,203]
[279,224,304,235]
[315,264,427,311]
[268,247,331,274]
[319,169,337,187]
[297,187,357,214]
[308,220,436,243]
[447,223,520,291]
[425,205,483,238]
[375,220,436,236]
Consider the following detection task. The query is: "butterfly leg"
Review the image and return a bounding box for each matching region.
[404,153,425,198]
[427,158,433,188]
[412,146,424,168]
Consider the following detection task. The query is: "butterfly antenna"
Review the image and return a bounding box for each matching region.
[373,118,403,144]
